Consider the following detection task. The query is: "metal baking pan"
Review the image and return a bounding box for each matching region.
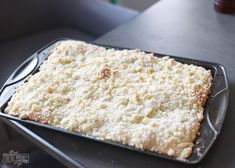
[0,39,229,164]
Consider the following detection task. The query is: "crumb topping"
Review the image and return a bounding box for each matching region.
[5,40,212,159]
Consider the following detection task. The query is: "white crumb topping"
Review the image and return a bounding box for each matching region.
[5,40,212,159]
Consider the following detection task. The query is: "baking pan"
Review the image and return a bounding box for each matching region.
[0,39,229,164]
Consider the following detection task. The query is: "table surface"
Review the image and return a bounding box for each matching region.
[4,0,235,167]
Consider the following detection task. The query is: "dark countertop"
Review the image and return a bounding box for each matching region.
[2,0,235,167]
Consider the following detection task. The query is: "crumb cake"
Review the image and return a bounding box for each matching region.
[5,40,212,159]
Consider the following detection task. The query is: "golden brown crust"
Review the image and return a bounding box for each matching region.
[20,111,49,124]
[100,67,111,79]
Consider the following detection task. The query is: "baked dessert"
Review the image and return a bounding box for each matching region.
[5,40,212,159]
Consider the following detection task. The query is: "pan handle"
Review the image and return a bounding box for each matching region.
[0,39,63,108]
[2,53,39,88]
[0,53,39,108]
[0,38,69,95]
[207,64,229,134]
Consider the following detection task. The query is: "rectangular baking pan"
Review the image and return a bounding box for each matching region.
[0,39,229,164]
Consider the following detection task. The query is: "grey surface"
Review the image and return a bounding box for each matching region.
[95,0,235,167]
[1,0,235,168]
[0,0,138,42]
[121,0,159,11]
[103,0,159,11]
[0,121,66,168]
